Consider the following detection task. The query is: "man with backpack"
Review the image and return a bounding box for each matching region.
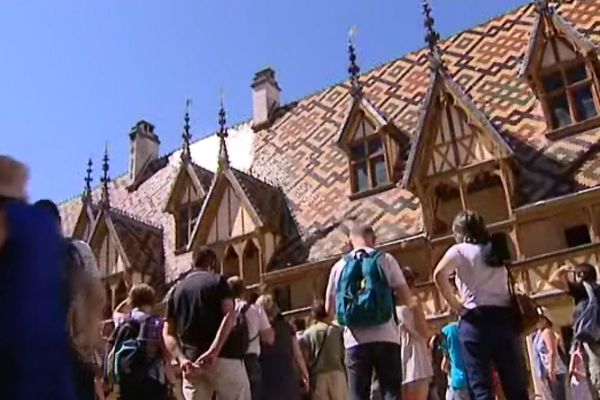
[228,276,275,400]
[0,156,77,400]
[325,224,415,400]
[550,262,600,397]
[163,249,250,400]
[107,283,174,400]
[299,300,346,400]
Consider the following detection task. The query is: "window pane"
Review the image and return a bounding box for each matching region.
[367,137,383,156]
[353,162,369,192]
[542,72,564,93]
[371,156,388,187]
[351,143,365,159]
[549,94,572,128]
[566,64,588,84]
[573,85,598,121]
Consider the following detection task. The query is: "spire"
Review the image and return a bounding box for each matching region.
[534,0,553,16]
[181,98,192,162]
[347,27,363,98]
[100,143,111,209]
[82,158,93,204]
[422,0,444,71]
[217,91,230,172]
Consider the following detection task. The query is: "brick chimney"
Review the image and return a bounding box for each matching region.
[251,68,281,130]
[128,120,160,182]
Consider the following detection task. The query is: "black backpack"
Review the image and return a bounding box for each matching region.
[223,303,252,358]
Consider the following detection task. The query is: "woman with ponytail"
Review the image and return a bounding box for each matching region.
[433,210,528,400]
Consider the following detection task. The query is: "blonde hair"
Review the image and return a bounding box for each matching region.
[257,294,280,320]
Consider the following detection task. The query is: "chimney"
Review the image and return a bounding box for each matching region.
[128,120,160,182]
[251,68,281,130]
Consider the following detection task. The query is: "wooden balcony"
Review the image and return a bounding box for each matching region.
[416,242,600,320]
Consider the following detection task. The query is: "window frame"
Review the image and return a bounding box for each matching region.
[532,37,600,139]
[347,115,393,197]
[175,186,203,252]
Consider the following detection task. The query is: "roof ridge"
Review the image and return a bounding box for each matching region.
[108,207,163,232]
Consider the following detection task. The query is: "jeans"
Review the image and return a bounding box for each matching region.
[345,342,402,400]
[459,306,529,400]
[244,354,262,400]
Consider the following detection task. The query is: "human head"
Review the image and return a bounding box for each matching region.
[34,199,62,232]
[128,283,156,312]
[575,262,598,284]
[257,294,280,321]
[193,248,218,271]
[247,291,260,304]
[310,300,329,323]
[452,210,490,245]
[349,224,376,249]
[228,276,245,299]
[0,156,29,204]
[293,317,306,333]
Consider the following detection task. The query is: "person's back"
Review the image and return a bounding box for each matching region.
[0,201,76,400]
[440,323,468,398]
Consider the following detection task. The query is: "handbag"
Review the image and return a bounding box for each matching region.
[573,282,600,343]
[506,266,539,335]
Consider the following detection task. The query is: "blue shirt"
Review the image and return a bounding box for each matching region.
[441,323,468,390]
[0,202,76,400]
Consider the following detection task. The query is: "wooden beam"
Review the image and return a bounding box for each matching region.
[584,205,599,242]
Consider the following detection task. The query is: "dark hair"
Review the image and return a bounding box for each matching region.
[452,210,503,267]
[293,317,306,332]
[350,224,375,240]
[34,199,61,225]
[227,276,245,298]
[248,291,260,304]
[193,248,217,271]
[128,283,156,308]
[311,300,328,321]
[576,262,598,283]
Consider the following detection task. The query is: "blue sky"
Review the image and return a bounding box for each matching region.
[0,0,525,202]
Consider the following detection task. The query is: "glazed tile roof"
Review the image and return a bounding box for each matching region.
[60,1,600,279]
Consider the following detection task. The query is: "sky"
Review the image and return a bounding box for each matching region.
[0,0,526,203]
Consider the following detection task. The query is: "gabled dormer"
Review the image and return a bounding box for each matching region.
[520,2,600,139]
[404,1,514,236]
[335,31,410,198]
[164,101,214,252]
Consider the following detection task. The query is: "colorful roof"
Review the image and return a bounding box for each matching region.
[60,1,600,279]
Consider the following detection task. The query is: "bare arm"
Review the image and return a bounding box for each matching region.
[433,251,465,314]
[412,302,431,339]
[292,336,309,386]
[260,327,275,346]
[542,328,558,380]
[162,319,187,364]
[548,265,571,291]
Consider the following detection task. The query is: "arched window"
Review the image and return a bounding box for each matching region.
[222,246,239,278]
[243,241,261,285]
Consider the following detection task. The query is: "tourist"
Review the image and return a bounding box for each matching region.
[549,262,600,396]
[325,224,415,400]
[570,342,595,400]
[163,249,250,400]
[440,322,469,400]
[0,155,77,400]
[299,300,347,400]
[108,284,174,400]
[433,210,529,400]
[532,311,567,400]
[257,294,309,400]
[228,276,275,400]
[398,266,432,400]
[428,333,447,400]
[34,199,107,400]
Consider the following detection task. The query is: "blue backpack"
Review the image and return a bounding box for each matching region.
[335,250,395,328]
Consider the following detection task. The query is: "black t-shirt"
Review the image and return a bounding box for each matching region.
[568,281,600,321]
[166,270,234,360]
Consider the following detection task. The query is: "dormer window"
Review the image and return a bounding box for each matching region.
[349,118,389,193]
[540,60,598,130]
[176,200,202,250]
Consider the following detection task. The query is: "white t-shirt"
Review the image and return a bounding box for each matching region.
[326,247,406,349]
[235,299,271,355]
[445,242,511,309]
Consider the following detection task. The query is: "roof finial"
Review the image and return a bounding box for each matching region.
[100,143,111,208]
[181,98,192,161]
[347,26,363,98]
[534,0,552,16]
[82,158,93,203]
[217,89,230,172]
[422,0,444,71]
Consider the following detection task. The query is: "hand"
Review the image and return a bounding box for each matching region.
[300,376,309,393]
[179,357,198,375]
[549,368,557,382]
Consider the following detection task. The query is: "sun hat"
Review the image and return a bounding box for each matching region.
[0,156,29,200]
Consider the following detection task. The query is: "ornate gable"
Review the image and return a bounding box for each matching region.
[72,202,98,241]
[88,209,131,278]
[164,162,213,213]
[403,71,513,188]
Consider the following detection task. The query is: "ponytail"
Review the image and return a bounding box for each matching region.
[452,210,505,268]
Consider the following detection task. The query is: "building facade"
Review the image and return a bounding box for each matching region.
[60,0,600,364]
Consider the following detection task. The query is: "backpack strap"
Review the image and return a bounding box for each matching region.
[583,282,598,305]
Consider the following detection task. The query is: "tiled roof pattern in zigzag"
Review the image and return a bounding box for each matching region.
[59,1,600,281]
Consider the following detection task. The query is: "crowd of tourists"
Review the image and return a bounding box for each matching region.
[5,152,600,400]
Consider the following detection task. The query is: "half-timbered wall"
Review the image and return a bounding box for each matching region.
[207,186,257,244]
[96,234,124,277]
